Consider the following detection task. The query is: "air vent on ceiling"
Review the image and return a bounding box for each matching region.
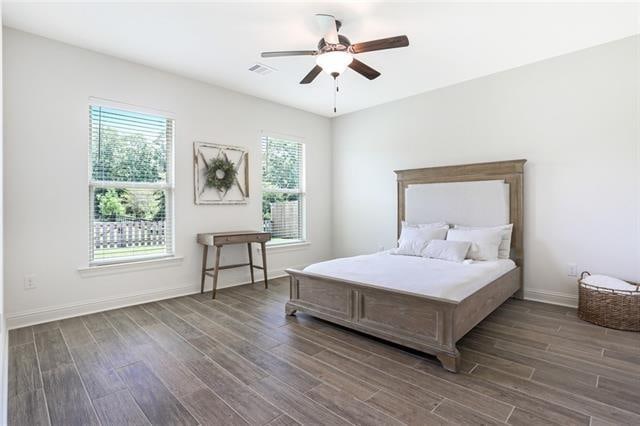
[248,63,276,76]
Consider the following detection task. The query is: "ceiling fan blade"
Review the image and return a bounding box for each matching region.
[300,65,323,84]
[315,13,339,44]
[349,35,409,54]
[261,50,317,58]
[348,59,381,80]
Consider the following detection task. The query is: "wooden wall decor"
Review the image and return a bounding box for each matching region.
[194,141,249,205]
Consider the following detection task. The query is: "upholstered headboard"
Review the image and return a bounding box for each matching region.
[405,180,510,227]
[395,160,526,266]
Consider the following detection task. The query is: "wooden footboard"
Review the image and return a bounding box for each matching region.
[285,267,521,372]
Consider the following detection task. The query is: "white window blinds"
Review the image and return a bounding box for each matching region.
[89,103,174,264]
[261,136,305,244]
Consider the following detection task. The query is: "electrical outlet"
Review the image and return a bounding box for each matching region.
[567,263,578,277]
[24,274,37,290]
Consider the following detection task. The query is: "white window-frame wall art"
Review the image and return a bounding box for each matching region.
[193,141,249,205]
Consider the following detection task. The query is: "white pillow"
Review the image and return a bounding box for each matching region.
[446,228,502,261]
[454,224,513,259]
[393,224,449,256]
[422,240,471,263]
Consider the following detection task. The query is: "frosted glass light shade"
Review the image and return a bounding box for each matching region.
[316,51,353,75]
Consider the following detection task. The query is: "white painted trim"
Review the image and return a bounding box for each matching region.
[78,255,184,277]
[260,241,311,253]
[10,267,579,329]
[7,266,297,329]
[7,284,197,329]
[88,96,175,119]
[259,129,305,144]
[524,288,578,308]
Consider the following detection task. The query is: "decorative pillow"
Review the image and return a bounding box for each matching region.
[422,240,471,263]
[446,228,502,261]
[393,224,449,256]
[454,224,513,259]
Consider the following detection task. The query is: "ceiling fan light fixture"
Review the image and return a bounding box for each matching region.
[316,51,353,76]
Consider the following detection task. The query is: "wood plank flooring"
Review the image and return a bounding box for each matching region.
[8,277,640,425]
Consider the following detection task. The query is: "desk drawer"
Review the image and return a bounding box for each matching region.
[213,233,271,245]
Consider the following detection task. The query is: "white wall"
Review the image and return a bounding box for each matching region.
[332,35,640,306]
[0,5,6,423]
[3,28,332,326]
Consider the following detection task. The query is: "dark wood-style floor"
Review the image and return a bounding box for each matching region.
[8,277,640,426]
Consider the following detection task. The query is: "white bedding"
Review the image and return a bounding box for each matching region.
[303,252,516,302]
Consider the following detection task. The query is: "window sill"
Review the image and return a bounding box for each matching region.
[78,255,184,277]
[259,241,311,253]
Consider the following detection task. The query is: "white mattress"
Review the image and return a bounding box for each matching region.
[303,252,516,302]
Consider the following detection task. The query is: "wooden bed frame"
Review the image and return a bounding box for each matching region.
[285,159,526,372]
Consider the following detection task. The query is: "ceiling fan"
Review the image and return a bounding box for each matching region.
[261,14,409,84]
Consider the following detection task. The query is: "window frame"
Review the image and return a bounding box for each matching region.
[260,133,307,247]
[88,98,176,266]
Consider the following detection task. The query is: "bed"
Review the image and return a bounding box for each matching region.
[285,159,525,372]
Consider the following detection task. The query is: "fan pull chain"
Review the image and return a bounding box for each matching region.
[333,76,339,114]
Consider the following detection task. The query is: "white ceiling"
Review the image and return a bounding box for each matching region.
[3,2,639,117]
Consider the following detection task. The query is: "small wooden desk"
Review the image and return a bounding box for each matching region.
[197,231,271,299]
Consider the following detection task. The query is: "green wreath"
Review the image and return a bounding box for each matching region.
[206,157,237,191]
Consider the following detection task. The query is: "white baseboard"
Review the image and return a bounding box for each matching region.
[524,288,578,308]
[6,267,295,329]
[7,266,578,329]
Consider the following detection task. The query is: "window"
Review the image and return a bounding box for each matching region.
[261,136,305,245]
[89,101,174,264]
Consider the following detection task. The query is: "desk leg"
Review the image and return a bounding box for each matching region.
[212,245,222,299]
[260,241,268,289]
[247,243,255,284]
[200,245,208,294]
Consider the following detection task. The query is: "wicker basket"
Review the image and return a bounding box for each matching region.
[578,272,640,331]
